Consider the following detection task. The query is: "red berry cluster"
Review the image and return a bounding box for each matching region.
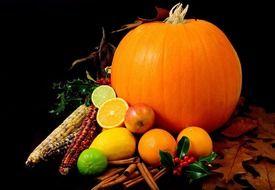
[96,77,111,85]
[173,155,196,176]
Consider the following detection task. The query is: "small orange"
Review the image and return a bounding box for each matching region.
[96,97,129,129]
[177,126,213,158]
[138,128,177,166]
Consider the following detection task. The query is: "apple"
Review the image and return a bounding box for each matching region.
[124,103,155,134]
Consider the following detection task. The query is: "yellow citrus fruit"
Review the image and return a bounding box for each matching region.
[90,127,136,160]
[177,126,213,158]
[91,85,116,108]
[138,128,177,166]
[96,97,129,129]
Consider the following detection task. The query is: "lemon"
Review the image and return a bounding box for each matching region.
[96,97,129,129]
[77,148,108,176]
[90,127,136,160]
[91,85,116,108]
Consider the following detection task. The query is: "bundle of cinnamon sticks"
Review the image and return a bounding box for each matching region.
[92,156,168,190]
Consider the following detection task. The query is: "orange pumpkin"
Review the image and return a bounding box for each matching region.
[111,4,242,133]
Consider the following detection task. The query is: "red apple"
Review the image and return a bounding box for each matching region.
[124,103,155,134]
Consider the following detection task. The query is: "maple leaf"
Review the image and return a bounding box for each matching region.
[246,139,275,161]
[212,139,253,183]
[244,160,275,190]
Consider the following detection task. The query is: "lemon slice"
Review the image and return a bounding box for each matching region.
[91,85,116,108]
[96,97,129,129]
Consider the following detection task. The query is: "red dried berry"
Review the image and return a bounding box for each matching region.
[174,157,180,163]
[183,155,189,161]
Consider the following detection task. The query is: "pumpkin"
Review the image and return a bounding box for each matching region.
[111,4,242,133]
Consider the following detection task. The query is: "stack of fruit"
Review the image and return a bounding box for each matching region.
[26,83,216,189]
[26,3,242,189]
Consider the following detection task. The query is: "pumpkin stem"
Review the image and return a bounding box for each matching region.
[164,3,189,24]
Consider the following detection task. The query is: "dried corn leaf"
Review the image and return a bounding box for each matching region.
[112,6,169,33]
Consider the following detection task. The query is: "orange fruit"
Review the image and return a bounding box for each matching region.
[177,126,213,158]
[138,128,177,166]
[96,97,129,129]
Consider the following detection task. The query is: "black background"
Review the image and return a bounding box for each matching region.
[1,0,274,189]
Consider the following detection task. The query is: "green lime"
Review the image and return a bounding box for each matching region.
[91,85,116,108]
[77,148,108,175]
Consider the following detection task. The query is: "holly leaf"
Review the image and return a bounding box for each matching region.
[176,136,190,159]
[199,152,218,163]
[184,162,210,181]
[160,150,174,168]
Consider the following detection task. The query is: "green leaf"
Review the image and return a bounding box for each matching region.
[159,150,174,168]
[49,78,97,116]
[184,161,211,181]
[198,152,218,163]
[183,170,209,180]
[176,136,190,159]
[186,162,209,174]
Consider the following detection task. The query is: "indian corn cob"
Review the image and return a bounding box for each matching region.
[25,104,89,167]
[42,128,80,160]
[59,105,99,175]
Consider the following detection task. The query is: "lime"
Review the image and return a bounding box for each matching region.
[91,85,116,108]
[77,148,108,175]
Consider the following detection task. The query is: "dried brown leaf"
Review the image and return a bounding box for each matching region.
[257,118,275,140]
[212,140,253,183]
[71,28,115,78]
[246,105,267,119]
[245,160,275,190]
[247,139,275,160]
[111,6,169,33]
[202,176,244,190]
[221,117,258,138]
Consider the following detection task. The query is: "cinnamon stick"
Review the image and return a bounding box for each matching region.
[91,173,120,190]
[123,163,137,176]
[137,162,159,190]
[108,157,140,165]
[96,167,125,181]
[123,168,159,188]
[99,163,138,189]
[153,167,168,181]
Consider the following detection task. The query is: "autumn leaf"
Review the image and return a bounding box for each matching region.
[70,27,115,79]
[202,175,245,190]
[247,139,275,161]
[244,160,275,190]
[257,117,275,140]
[221,117,258,138]
[212,139,253,183]
[111,6,169,33]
